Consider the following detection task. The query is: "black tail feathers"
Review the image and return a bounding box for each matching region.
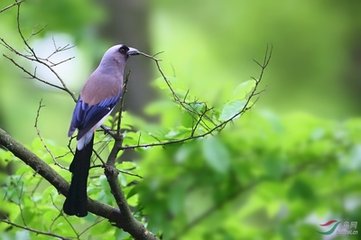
[63,135,94,217]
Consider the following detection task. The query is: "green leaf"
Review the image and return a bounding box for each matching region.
[202,136,230,174]
[288,179,315,201]
[219,100,246,121]
[127,186,139,199]
[233,80,256,99]
[189,102,206,114]
[165,126,192,139]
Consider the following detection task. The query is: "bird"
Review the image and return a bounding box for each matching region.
[63,44,139,217]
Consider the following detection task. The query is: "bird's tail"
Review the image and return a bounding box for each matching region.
[63,135,94,217]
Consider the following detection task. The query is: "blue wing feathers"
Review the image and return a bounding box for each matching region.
[68,95,121,139]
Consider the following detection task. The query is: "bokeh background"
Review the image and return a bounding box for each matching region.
[0,0,360,239]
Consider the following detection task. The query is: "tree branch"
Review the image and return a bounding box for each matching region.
[0,128,157,240]
[117,71,131,136]
[0,219,70,240]
[100,74,158,239]
[1,54,70,93]
[34,98,67,170]
[0,0,25,14]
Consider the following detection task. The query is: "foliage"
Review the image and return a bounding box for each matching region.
[134,111,361,239]
[1,105,361,239]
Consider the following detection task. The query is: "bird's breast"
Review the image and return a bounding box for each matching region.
[81,72,122,106]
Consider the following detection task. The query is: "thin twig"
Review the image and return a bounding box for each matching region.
[49,195,79,238]
[117,71,131,136]
[15,2,37,61]
[138,51,214,131]
[118,169,143,179]
[29,25,47,39]
[34,99,67,170]
[0,0,25,14]
[18,181,26,225]
[191,106,214,137]
[30,177,43,197]
[78,218,105,237]
[0,219,70,240]
[2,54,69,92]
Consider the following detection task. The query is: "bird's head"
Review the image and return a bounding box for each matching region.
[117,44,140,57]
[100,44,139,67]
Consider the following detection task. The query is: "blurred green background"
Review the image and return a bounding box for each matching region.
[0,0,360,239]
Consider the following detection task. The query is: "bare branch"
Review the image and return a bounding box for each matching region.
[7,174,27,225]
[0,0,25,14]
[191,106,214,137]
[30,177,43,197]
[15,2,37,60]
[138,51,215,131]
[103,137,157,239]
[118,169,143,179]
[49,195,80,237]
[117,71,131,136]
[78,218,105,237]
[2,54,69,92]
[29,25,47,39]
[34,99,67,170]
[0,219,70,240]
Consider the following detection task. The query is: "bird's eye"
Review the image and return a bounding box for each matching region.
[118,46,129,55]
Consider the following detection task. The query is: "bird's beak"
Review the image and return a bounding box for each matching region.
[127,47,140,56]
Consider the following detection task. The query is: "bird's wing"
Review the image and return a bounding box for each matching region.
[68,94,120,140]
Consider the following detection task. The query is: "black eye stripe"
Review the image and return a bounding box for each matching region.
[118,45,129,54]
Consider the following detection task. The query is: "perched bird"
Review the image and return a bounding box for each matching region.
[63,44,139,217]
